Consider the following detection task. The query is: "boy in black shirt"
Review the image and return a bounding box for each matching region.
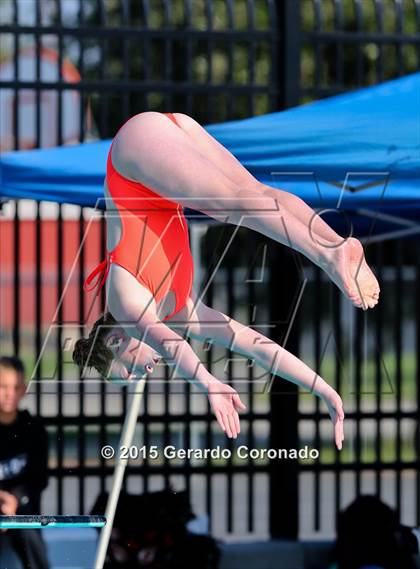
[0,355,50,569]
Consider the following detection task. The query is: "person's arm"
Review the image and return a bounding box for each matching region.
[135,318,248,438]
[151,323,216,390]
[107,268,231,390]
[107,277,246,438]
[183,301,345,450]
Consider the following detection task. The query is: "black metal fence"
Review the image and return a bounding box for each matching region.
[0,0,419,540]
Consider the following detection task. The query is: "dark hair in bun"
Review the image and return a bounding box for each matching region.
[72,311,118,378]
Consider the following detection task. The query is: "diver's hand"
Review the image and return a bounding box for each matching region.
[320,386,345,450]
[106,342,161,384]
[207,380,247,439]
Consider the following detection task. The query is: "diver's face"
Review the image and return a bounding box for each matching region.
[104,328,160,383]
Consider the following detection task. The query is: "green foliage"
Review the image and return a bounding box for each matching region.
[70,0,418,131]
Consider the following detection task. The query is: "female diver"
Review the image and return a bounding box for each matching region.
[73,112,380,450]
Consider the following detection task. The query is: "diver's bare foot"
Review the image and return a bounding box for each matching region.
[321,237,380,310]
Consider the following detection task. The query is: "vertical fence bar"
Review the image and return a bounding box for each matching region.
[416,1,420,71]
[78,0,86,141]
[78,209,86,514]
[57,13,64,496]
[35,202,42,413]
[163,0,172,113]
[226,257,234,532]
[416,241,420,527]
[374,0,384,82]
[247,0,256,117]
[122,0,130,117]
[268,0,301,538]
[13,201,20,356]
[34,0,41,147]
[313,0,322,100]
[57,0,63,146]
[12,0,19,153]
[57,204,64,513]
[99,0,108,137]
[268,245,299,539]
[163,0,173,490]
[184,332,192,500]
[183,219,193,500]
[12,0,20,356]
[374,241,384,498]
[226,0,234,117]
[78,0,87,514]
[313,266,321,531]
[143,381,150,494]
[100,273,107,499]
[205,260,215,533]
[394,239,403,516]
[354,0,364,87]
[34,0,42,416]
[99,213,110,495]
[164,324,171,492]
[333,284,342,527]
[354,302,363,498]
[334,0,344,89]
[185,0,194,115]
[268,0,279,112]
[277,0,301,109]
[142,0,151,110]
[394,0,404,74]
[247,233,256,532]
[205,0,213,122]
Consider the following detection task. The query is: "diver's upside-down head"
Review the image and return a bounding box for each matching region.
[72,311,117,378]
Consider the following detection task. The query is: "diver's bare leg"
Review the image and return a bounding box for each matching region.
[172,113,346,247]
[112,112,379,309]
[174,113,380,308]
[228,188,379,309]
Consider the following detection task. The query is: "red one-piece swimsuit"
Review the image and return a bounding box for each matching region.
[83,112,194,321]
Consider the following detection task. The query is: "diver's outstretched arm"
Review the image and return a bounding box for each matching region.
[171,296,344,450]
[106,266,245,438]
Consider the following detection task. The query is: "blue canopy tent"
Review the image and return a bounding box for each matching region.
[1,72,419,241]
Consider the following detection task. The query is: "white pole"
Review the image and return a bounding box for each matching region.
[93,376,147,569]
